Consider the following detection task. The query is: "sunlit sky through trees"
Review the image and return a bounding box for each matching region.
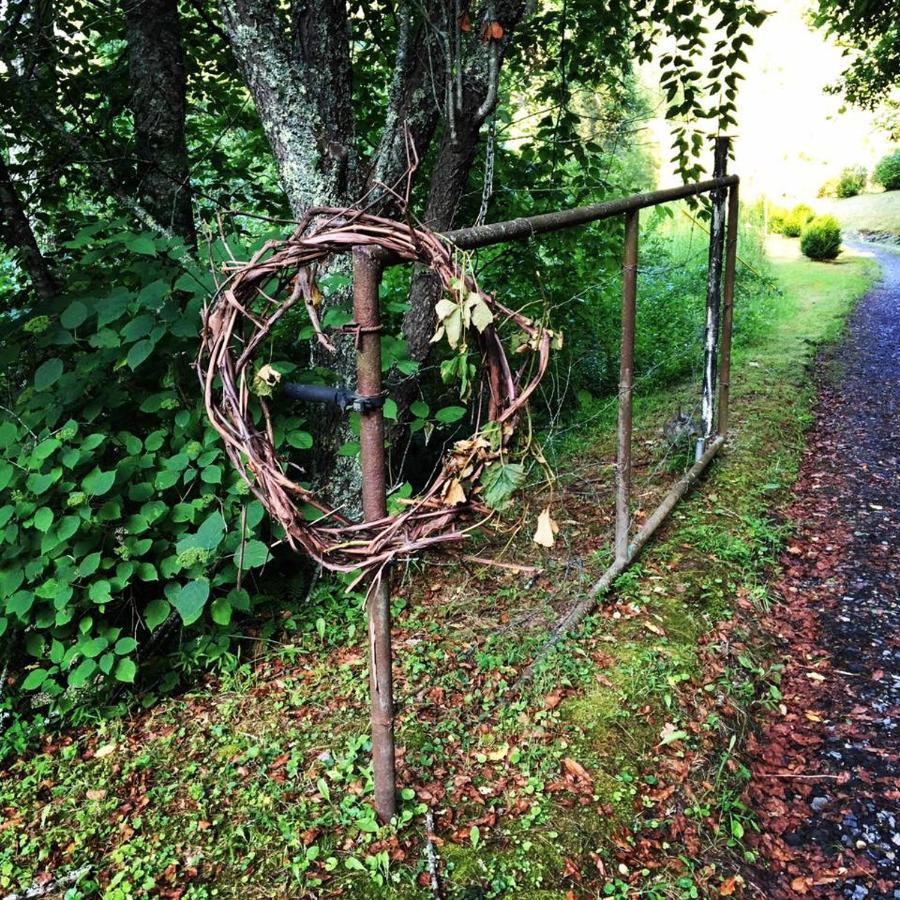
[645,0,894,202]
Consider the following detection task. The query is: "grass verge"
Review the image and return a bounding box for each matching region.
[0,239,879,899]
[813,190,900,240]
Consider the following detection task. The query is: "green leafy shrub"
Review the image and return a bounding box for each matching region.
[817,178,839,199]
[835,166,867,198]
[0,227,299,716]
[766,203,790,235]
[873,149,900,191]
[800,215,842,261]
[782,204,815,238]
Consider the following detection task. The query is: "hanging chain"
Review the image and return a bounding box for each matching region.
[475,113,496,227]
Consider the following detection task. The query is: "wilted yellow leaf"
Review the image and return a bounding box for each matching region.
[444,479,467,506]
[253,363,281,397]
[532,506,558,547]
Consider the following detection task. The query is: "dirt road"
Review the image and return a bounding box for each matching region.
[747,243,900,898]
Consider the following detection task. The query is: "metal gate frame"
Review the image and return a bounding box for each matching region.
[349,136,739,821]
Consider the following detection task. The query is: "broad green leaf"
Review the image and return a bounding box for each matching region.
[114,658,137,683]
[89,328,120,349]
[34,358,64,391]
[136,562,158,581]
[89,580,112,604]
[435,406,466,424]
[145,598,170,631]
[57,516,80,541]
[126,339,155,370]
[33,507,54,533]
[201,465,222,484]
[171,581,209,626]
[60,301,89,329]
[78,552,102,577]
[137,279,169,309]
[22,669,49,691]
[33,438,60,461]
[0,421,18,448]
[480,462,526,510]
[177,511,225,554]
[127,233,157,256]
[120,314,155,343]
[115,637,137,655]
[68,658,97,688]
[82,468,116,496]
[1,568,24,598]
[287,431,313,450]
[227,588,250,611]
[7,591,34,618]
[81,637,108,658]
[96,289,130,328]
[26,468,61,493]
[234,540,270,570]
[210,596,232,626]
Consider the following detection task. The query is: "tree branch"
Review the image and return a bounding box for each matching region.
[0,154,59,300]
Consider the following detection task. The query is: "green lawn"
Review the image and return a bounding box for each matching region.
[0,243,879,899]
[814,189,900,239]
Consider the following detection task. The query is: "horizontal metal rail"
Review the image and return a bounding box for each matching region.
[440,176,739,250]
[351,138,740,819]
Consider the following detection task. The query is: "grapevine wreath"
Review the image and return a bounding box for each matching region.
[198,206,556,589]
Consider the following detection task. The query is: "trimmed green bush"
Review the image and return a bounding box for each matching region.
[817,178,839,199]
[873,150,900,191]
[835,166,867,198]
[767,203,789,234]
[800,215,842,261]
[782,204,815,238]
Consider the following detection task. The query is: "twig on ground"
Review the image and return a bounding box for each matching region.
[2,865,91,900]
[425,809,443,898]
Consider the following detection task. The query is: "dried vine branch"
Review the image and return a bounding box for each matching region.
[198,208,554,586]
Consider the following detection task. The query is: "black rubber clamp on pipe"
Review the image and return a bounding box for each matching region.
[282,381,386,414]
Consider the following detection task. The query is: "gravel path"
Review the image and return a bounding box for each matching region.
[747,243,900,898]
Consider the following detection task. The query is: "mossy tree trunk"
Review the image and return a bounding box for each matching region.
[218,0,530,513]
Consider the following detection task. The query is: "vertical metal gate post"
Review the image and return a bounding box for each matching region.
[352,246,397,823]
[696,135,730,460]
[717,179,740,437]
[615,210,639,563]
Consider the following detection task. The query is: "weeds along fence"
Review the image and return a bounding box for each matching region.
[310,137,737,821]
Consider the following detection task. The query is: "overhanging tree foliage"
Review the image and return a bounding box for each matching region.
[0,0,768,713]
[812,0,900,108]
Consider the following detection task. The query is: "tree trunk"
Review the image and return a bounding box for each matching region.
[123,0,195,243]
[403,114,485,362]
[292,0,356,198]
[219,0,347,215]
[0,155,58,300]
[402,34,514,362]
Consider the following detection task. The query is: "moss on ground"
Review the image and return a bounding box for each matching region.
[0,243,878,898]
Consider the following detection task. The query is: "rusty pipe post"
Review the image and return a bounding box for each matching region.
[352,246,397,823]
[616,210,639,564]
[717,180,739,437]
[696,136,730,461]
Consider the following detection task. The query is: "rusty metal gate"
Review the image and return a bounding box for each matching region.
[349,136,739,820]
